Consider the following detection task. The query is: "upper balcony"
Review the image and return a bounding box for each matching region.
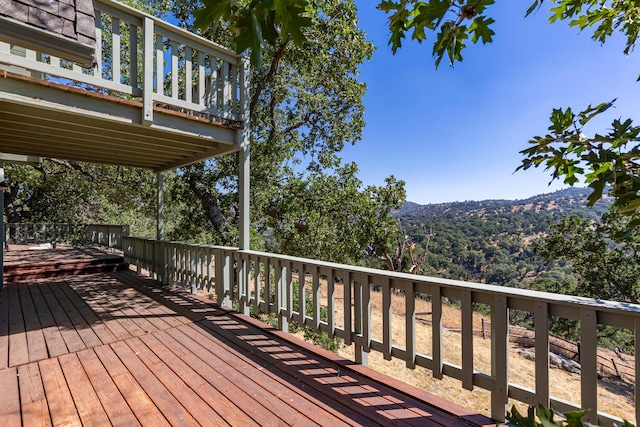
[0,0,249,172]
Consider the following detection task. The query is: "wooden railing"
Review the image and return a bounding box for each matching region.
[5,223,130,249]
[122,236,639,426]
[0,0,247,125]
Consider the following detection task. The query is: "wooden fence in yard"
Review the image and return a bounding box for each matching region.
[4,223,129,249]
[122,236,640,426]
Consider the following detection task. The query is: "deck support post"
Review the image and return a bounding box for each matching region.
[238,58,250,252]
[157,172,164,240]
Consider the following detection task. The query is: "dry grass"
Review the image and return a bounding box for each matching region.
[314,279,636,423]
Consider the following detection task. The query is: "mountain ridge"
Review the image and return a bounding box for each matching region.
[390,186,611,288]
[394,187,610,220]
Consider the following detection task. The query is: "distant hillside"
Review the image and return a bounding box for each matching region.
[394,187,610,220]
[392,187,611,287]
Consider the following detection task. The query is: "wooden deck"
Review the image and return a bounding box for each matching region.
[1,248,494,426]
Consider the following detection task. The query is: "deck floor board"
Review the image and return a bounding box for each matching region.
[30,282,70,359]
[76,348,141,427]
[18,362,51,427]
[0,284,10,369]
[0,247,494,427]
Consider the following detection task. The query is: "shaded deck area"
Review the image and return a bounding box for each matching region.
[1,248,493,426]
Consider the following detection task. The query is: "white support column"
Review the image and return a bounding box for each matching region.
[238,58,250,250]
[157,172,164,240]
[142,17,154,125]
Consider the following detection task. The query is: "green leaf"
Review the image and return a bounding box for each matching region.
[505,404,540,427]
[525,0,544,17]
[194,0,231,30]
[377,1,399,13]
[537,405,564,427]
[564,410,588,427]
[618,198,640,214]
[469,16,495,44]
[234,10,266,67]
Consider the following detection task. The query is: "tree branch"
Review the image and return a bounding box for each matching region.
[250,37,290,114]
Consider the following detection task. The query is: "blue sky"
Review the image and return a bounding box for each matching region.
[340,1,640,204]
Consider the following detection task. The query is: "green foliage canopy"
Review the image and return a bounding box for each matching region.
[535,211,640,304]
[193,0,640,221]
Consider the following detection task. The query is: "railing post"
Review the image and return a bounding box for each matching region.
[580,309,598,424]
[491,295,509,422]
[405,281,416,370]
[276,260,288,333]
[142,17,154,125]
[215,248,231,308]
[237,253,249,315]
[354,273,370,367]
[461,289,473,390]
[534,302,550,409]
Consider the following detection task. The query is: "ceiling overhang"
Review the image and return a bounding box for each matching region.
[0,75,240,172]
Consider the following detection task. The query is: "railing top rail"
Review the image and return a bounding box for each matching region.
[94,0,242,65]
[123,236,235,251]
[236,249,640,316]
[121,237,640,317]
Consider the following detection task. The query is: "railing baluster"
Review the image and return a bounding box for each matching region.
[112,18,121,83]
[211,56,218,111]
[185,47,192,103]
[170,40,178,99]
[276,260,288,333]
[264,258,272,313]
[353,273,365,364]
[343,271,352,345]
[534,302,550,409]
[198,52,206,106]
[231,64,238,115]
[312,266,320,331]
[462,289,474,390]
[491,295,509,422]
[190,246,197,293]
[254,255,261,310]
[296,262,305,326]
[94,11,102,77]
[405,281,416,369]
[130,23,138,89]
[219,60,228,115]
[580,308,598,424]
[155,34,163,95]
[432,285,443,379]
[286,261,293,322]
[327,269,336,338]
[382,277,392,361]
[362,274,371,364]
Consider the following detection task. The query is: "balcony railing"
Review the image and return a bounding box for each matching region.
[0,0,247,126]
[5,223,129,249]
[122,236,640,426]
